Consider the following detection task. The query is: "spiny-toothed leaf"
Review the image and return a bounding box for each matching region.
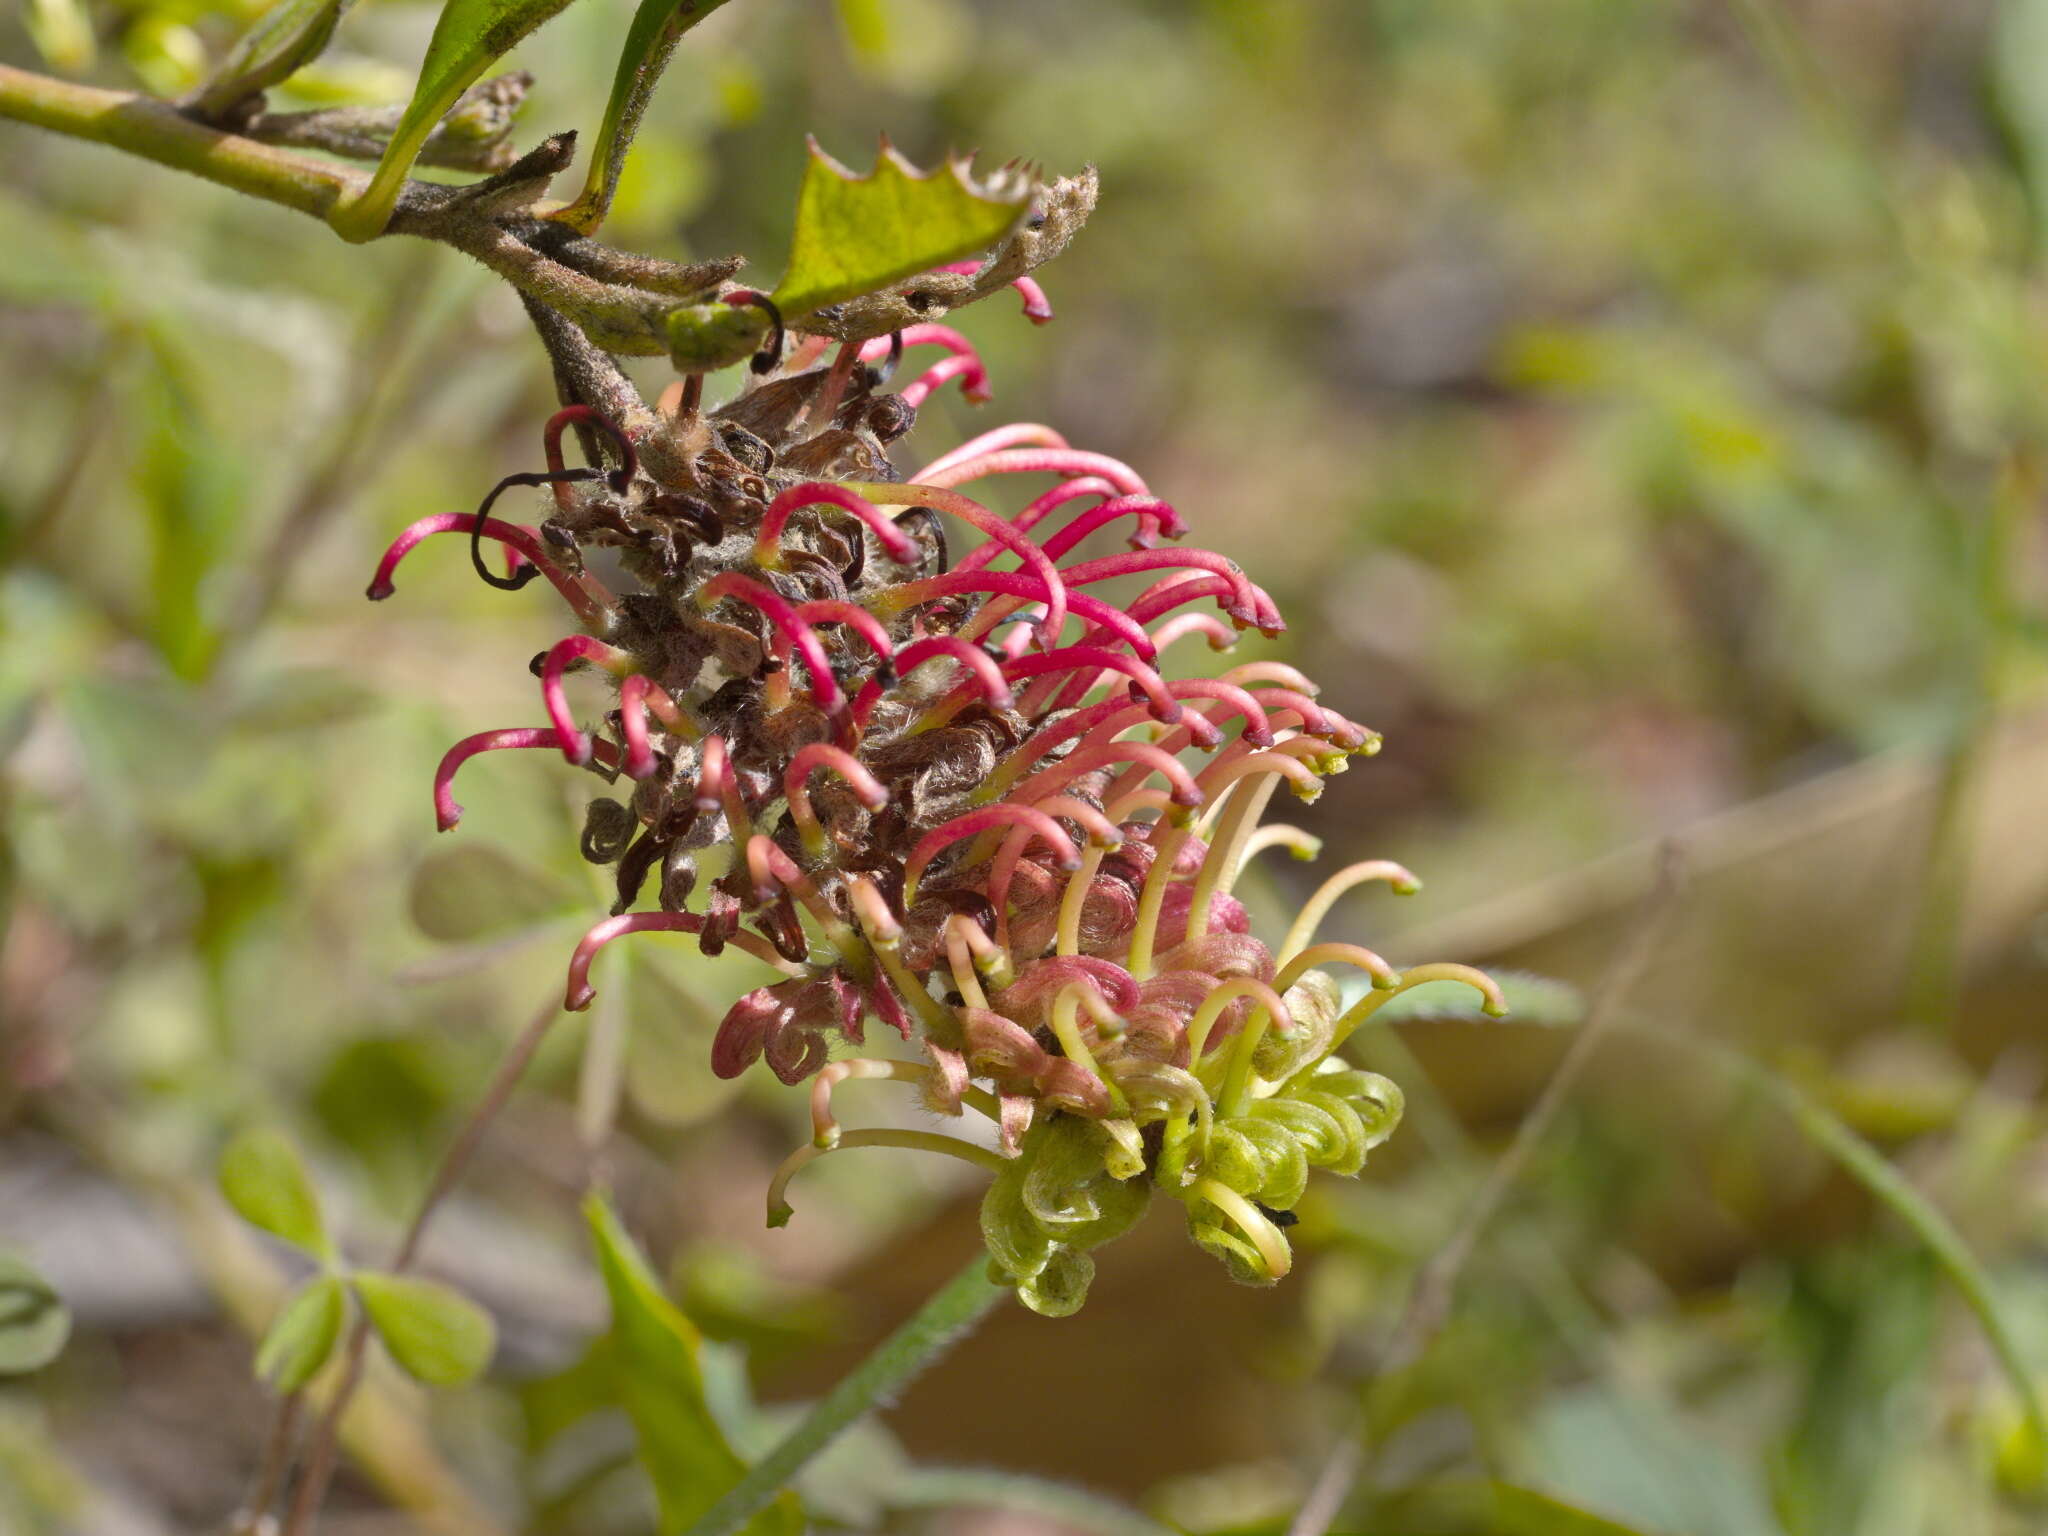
[585,1194,802,1535]
[667,138,1034,372]
[219,1128,330,1257]
[255,1273,347,1391]
[556,0,738,235]
[774,137,1032,316]
[0,1255,70,1376]
[188,0,355,119]
[354,1272,496,1386]
[328,0,584,241]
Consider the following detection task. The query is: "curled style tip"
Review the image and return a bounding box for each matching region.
[469,468,602,590]
[726,289,787,374]
[544,404,639,494]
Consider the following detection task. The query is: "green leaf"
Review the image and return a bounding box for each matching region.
[585,1194,802,1536]
[219,1128,329,1257]
[556,0,738,235]
[134,333,245,681]
[1995,0,2048,241]
[775,137,1031,316]
[667,139,1033,372]
[254,1274,348,1391]
[188,0,356,119]
[328,0,584,242]
[1619,1027,2048,1464]
[354,1272,496,1386]
[0,1255,71,1376]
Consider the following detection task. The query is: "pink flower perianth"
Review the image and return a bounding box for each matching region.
[366,512,613,625]
[903,804,1084,903]
[696,572,849,715]
[916,423,1071,481]
[434,727,621,832]
[935,261,1053,323]
[753,481,919,569]
[540,635,632,766]
[849,637,1012,728]
[859,324,992,405]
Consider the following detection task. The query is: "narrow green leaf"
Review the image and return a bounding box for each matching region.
[555,0,737,235]
[135,336,244,681]
[585,1194,802,1536]
[188,0,356,119]
[1742,1054,2048,1453]
[0,1255,71,1376]
[354,1272,496,1386]
[328,0,583,242]
[219,1128,329,1256]
[254,1273,347,1391]
[667,139,1034,373]
[1612,1027,2048,1459]
[1995,0,2048,241]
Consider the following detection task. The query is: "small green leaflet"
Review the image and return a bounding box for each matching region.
[255,1273,348,1391]
[188,0,354,120]
[328,0,584,242]
[0,1255,71,1376]
[219,1128,330,1258]
[355,1272,497,1386]
[585,1194,802,1536]
[668,138,1034,372]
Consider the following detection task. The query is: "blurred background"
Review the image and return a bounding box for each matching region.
[4,0,2048,1531]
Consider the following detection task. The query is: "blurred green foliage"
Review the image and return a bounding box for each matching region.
[3,0,2048,1532]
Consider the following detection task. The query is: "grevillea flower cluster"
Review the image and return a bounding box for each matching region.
[370,264,1503,1317]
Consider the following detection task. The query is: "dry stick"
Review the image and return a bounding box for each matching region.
[1287,841,1687,1536]
[269,995,564,1536]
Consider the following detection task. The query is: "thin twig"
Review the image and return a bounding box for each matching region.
[1287,841,1687,1536]
[272,994,564,1536]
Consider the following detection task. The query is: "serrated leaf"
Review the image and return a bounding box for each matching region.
[328,0,584,242]
[556,0,738,235]
[668,139,1033,372]
[219,1128,329,1256]
[774,138,1031,316]
[188,0,355,119]
[585,1195,802,1536]
[355,1272,496,1386]
[0,1255,71,1376]
[255,1274,347,1391]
